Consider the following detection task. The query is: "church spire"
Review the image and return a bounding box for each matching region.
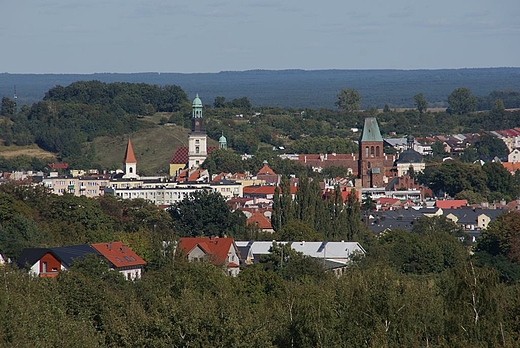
[123,139,138,179]
[123,139,137,163]
[191,93,203,132]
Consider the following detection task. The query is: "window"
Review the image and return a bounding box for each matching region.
[370,146,374,157]
[196,146,200,153]
[195,139,200,144]
[376,146,380,157]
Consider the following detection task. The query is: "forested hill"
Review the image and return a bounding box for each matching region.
[2,68,520,109]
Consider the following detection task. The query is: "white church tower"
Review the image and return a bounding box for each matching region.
[188,94,208,168]
[122,139,139,179]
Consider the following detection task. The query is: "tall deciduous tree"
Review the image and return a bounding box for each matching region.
[413,93,428,114]
[448,87,477,115]
[168,190,245,237]
[335,88,361,113]
[1,97,16,116]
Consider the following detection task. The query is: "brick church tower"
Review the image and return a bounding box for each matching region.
[358,117,384,188]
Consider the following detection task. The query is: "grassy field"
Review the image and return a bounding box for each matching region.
[0,144,56,160]
[91,123,217,175]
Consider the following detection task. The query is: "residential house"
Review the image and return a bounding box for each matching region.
[235,240,366,277]
[178,237,241,276]
[91,242,147,280]
[17,244,102,278]
[246,210,274,233]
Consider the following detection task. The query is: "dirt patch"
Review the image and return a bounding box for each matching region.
[0,145,56,160]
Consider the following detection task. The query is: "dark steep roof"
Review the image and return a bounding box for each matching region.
[397,149,423,163]
[360,117,383,142]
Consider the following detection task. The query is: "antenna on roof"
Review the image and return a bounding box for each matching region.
[13,85,17,113]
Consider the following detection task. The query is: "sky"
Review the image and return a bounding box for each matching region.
[1,0,519,74]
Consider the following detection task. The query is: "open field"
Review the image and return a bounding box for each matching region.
[0,144,56,160]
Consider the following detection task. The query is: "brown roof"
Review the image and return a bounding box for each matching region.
[91,242,146,268]
[123,139,137,163]
[246,211,273,230]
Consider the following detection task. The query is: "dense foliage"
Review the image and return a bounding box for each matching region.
[168,190,246,238]
[0,184,174,267]
[0,185,520,346]
[418,161,520,202]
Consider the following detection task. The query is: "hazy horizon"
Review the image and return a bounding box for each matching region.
[1,1,518,74]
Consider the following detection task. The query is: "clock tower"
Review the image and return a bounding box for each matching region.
[188,94,208,168]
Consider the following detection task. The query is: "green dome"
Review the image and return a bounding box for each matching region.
[219,134,227,142]
[192,93,203,107]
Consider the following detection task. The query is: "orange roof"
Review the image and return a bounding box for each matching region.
[178,237,237,266]
[378,197,400,205]
[123,139,137,163]
[435,200,468,209]
[257,163,276,176]
[91,242,146,268]
[246,211,273,230]
[502,162,520,173]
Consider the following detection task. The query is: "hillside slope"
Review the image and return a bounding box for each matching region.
[91,124,217,175]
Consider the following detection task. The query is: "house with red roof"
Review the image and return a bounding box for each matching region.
[178,237,241,276]
[256,161,279,184]
[17,242,146,281]
[246,211,274,233]
[91,242,147,280]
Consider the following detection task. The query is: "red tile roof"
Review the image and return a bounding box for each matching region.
[170,146,219,165]
[91,242,146,268]
[123,139,137,163]
[435,200,468,209]
[257,164,276,175]
[246,211,273,230]
[178,237,237,266]
[170,147,189,164]
[47,162,69,170]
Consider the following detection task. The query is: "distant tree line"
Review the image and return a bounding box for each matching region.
[1,81,520,171]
